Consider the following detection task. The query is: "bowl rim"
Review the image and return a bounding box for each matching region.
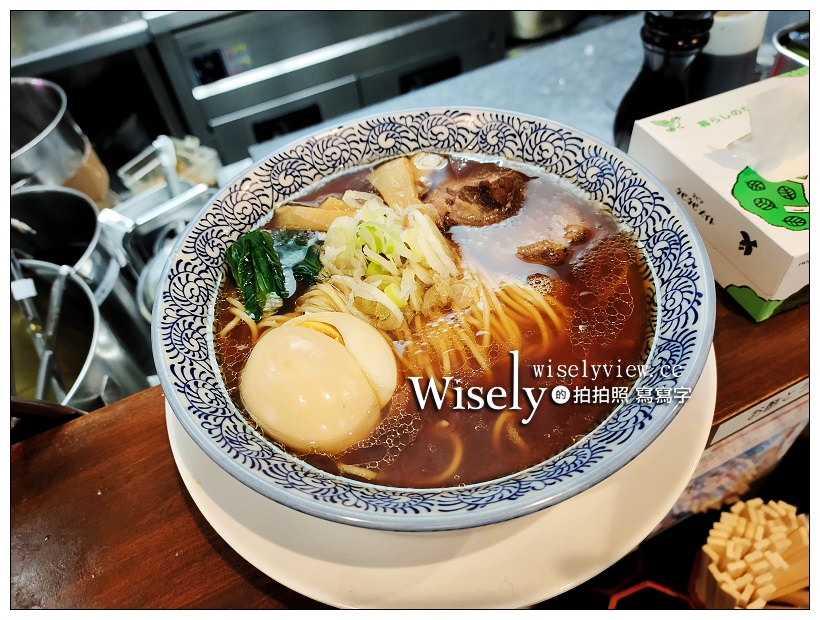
[154,106,715,532]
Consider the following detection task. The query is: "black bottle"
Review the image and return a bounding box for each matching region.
[613,11,714,152]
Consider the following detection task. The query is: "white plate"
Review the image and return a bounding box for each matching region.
[166,347,716,609]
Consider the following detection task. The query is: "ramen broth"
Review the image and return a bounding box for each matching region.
[214,154,653,488]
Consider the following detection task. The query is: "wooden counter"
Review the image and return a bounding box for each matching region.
[10,288,808,609]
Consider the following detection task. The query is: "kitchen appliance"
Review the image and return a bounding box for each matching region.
[147,10,507,163]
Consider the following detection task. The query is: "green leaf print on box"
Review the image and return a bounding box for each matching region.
[732,167,809,231]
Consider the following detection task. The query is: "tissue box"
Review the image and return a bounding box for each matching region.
[629,69,809,321]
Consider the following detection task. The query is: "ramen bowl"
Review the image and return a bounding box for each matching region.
[154,108,715,532]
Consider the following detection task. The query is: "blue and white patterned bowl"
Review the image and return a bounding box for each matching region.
[154,108,715,532]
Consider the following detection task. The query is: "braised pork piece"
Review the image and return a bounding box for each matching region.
[424,168,530,228]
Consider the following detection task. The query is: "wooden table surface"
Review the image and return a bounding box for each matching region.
[11,288,809,609]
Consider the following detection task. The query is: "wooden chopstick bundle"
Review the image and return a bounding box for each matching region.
[693,498,809,609]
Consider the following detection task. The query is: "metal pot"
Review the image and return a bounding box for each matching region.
[11,186,119,299]
[11,77,110,205]
[771,19,809,76]
[11,259,150,412]
[10,186,154,376]
[11,77,86,187]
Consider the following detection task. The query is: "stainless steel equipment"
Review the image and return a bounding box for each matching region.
[11,259,150,412]
[98,178,214,278]
[10,186,154,376]
[98,136,216,320]
[11,77,87,188]
[771,19,809,75]
[11,186,118,298]
[148,10,507,163]
[11,76,113,206]
[10,157,214,423]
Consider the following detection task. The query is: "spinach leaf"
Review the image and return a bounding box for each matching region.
[292,243,323,285]
[225,230,288,320]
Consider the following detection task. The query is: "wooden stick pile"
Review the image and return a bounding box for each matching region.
[693,498,809,609]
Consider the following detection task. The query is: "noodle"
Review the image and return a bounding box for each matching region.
[219,296,302,341]
[219,315,241,338]
[492,409,512,449]
[492,410,529,452]
[453,319,491,373]
[423,427,464,486]
[443,324,471,369]
[497,285,552,352]
[221,298,259,341]
[337,463,378,480]
[298,280,350,313]
[226,297,244,311]
[257,312,299,331]
[220,256,569,391]
[476,285,493,347]
[506,420,528,451]
[484,284,523,349]
[518,285,566,331]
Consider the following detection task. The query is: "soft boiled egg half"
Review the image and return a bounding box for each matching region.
[239,311,398,454]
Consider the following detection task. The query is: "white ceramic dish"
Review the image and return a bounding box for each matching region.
[166,348,716,608]
[154,108,716,531]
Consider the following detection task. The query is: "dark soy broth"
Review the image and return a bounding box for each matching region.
[214,153,653,488]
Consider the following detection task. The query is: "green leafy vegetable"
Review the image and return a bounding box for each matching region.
[225,230,288,320]
[270,228,311,248]
[292,243,323,285]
